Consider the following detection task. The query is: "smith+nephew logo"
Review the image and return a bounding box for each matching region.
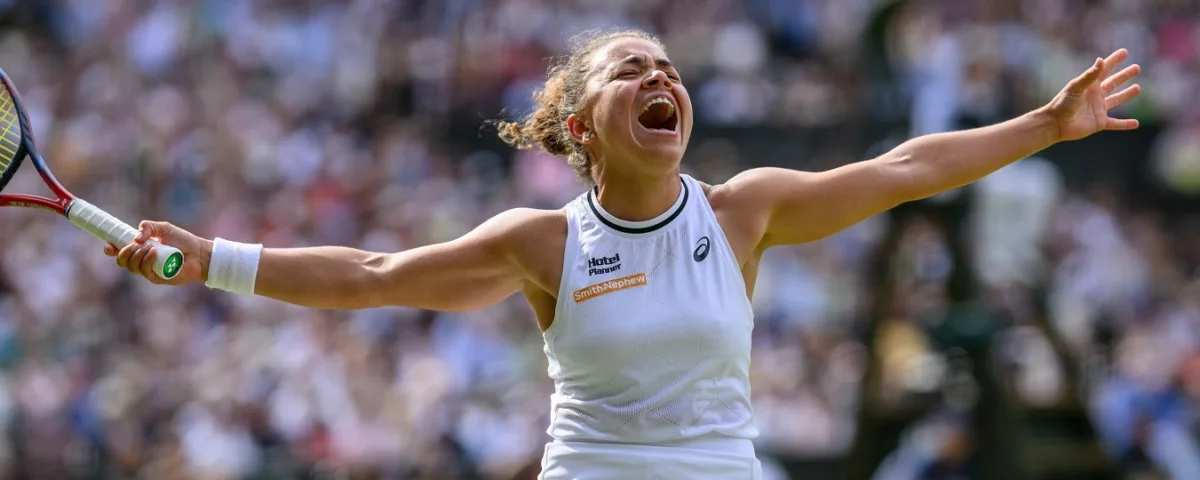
[573,273,648,303]
[587,253,622,276]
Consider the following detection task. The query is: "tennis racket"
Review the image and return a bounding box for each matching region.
[0,68,183,280]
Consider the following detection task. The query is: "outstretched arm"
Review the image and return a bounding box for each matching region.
[252,214,527,310]
[724,49,1141,248]
[107,208,559,311]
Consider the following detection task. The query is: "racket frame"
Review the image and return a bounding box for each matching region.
[0,156,74,214]
[0,68,184,280]
[0,72,66,211]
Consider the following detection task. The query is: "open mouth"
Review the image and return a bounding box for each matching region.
[637,97,677,133]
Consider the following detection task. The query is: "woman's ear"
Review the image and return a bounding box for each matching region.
[567,114,593,144]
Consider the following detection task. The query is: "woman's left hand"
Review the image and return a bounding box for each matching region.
[1042,48,1142,142]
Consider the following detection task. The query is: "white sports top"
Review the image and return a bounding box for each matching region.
[543,174,758,444]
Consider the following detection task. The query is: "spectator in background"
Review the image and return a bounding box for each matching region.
[0,0,1193,478]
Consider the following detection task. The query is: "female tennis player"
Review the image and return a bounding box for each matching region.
[109,29,1140,479]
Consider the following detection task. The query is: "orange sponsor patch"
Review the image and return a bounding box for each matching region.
[573,273,648,303]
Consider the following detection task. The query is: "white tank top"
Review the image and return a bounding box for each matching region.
[543,174,758,444]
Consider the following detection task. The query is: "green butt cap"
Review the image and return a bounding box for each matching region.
[162,252,183,279]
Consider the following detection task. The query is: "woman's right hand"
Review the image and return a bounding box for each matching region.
[104,221,212,286]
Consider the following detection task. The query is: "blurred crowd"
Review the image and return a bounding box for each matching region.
[0,0,1195,479]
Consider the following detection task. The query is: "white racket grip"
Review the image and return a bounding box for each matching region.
[66,199,185,280]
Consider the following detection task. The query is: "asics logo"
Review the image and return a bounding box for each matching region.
[693,236,710,262]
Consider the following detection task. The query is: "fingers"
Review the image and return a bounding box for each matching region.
[1066,57,1106,94]
[1106,84,1142,110]
[115,219,183,284]
[136,220,175,243]
[128,243,153,274]
[139,248,159,280]
[115,241,160,282]
[1101,48,1129,76]
[1105,117,1140,131]
[1103,64,1141,94]
[116,244,135,270]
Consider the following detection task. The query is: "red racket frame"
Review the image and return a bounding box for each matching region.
[0,72,76,215]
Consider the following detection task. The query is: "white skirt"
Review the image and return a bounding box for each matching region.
[538,434,763,480]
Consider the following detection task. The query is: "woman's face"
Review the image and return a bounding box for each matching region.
[570,37,692,178]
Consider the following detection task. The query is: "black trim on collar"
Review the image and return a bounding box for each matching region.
[587,178,688,234]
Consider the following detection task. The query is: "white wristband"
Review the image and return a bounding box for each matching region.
[205,238,263,295]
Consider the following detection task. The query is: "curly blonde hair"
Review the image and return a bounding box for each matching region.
[494,28,665,183]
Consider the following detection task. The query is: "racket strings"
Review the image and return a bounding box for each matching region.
[0,88,18,172]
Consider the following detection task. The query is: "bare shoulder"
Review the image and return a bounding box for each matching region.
[694,172,772,265]
[476,207,567,257]
[480,207,567,239]
[709,168,816,204]
[484,207,568,294]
